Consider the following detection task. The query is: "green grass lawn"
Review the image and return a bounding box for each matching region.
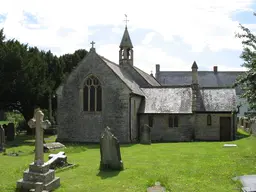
[0,133,256,192]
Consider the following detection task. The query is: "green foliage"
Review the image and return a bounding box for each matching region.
[0,28,88,126]
[235,14,256,110]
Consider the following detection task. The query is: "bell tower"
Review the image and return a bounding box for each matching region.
[119,14,134,66]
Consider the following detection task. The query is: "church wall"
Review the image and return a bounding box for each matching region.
[130,95,142,143]
[194,113,234,141]
[139,114,193,142]
[57,52,131,143]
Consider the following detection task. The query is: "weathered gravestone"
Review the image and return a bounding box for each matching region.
[44,142,65,153]
[6,123,15,141]
[140,124,151,145]
[2,124,7,137]
[0,125,5,152]
[16,108,60,191]
[99,126,124,171]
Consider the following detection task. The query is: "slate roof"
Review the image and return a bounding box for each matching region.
[157,71,245,94]
[100,57,144,96]
[139,87,193,114]
[133,66,161,86]
[198,88,237,112]
[120,27,133,48]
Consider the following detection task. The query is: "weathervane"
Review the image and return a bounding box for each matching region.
[124,14,129,27]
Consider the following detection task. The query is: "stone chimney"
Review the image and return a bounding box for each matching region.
[155,64,160,80]
[213,66,218,73]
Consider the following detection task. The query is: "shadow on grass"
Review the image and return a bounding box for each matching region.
[5,133,55,149]
[96,170,121,179]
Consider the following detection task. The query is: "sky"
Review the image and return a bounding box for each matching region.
[0,0,256,75]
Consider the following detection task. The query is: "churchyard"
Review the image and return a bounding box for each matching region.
[0,126,255,192]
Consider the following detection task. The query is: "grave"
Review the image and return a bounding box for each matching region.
[233,175,256,192]
[147,182,166,192]
[16,108,60,191]
[0,125,5,152]
[2,124,7,136]
[223,144,237,147]
[47,151,67,169]
[44,142,65,152]
[6,123,15,141]
[99,126,124,171]
[140,124,151,145]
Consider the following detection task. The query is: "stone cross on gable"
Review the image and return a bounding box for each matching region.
[90,41,95,48]
[28,108,51,166]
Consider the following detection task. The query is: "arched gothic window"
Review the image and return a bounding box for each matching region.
[83,75,102,112]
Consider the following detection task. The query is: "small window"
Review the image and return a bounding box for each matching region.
[207,115,211,126]
[168,116,174,127]
[168,115,179,128]
[148,116,153,127]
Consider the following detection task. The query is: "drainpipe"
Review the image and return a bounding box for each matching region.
[129,94,133,143]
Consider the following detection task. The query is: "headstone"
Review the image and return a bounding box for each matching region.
[223,144,237,147]
[147,182,166,192]
[47,151,67,169]
[99,126,124,171]
[16,108,60,191]
[44,142,65,152]
[2,124,7,136]
[0,125,5,152]
[140,124,151,144]
[6,123,15,141]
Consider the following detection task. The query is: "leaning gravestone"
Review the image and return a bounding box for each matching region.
[6,123,15,141]
[140,124,151,145]
[0,125,5,152]
[16,108,60,191]
[99,126,124,171]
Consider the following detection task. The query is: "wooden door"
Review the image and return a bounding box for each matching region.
[220,117,231,141]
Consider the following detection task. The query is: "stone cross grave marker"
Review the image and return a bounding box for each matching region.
[99,126,124,171]
[0,125,5,152]
[47,151,67,169]
[140,124,151,145]
[28,108,51,166]
[17,108,60,192]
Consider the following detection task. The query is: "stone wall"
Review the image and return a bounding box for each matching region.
[139,114,193,142]
[57,52,131,143]
[194,113,234,141]
[130,96,142,142]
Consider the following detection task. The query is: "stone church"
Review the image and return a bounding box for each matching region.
[56,26,237,143]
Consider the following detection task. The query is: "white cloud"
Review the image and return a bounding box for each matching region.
[0,0,254,71]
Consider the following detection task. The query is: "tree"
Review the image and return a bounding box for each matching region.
[235,13,256,111]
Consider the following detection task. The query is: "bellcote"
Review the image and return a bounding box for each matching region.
[119,24,134,66]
